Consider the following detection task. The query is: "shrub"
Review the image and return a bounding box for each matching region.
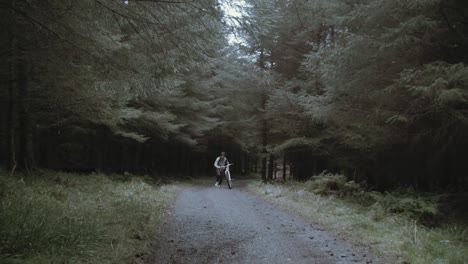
[304,171,365,196]
[302,171,445,225]
[369,191,444,225]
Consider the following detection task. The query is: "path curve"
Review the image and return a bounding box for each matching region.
[148,180,380,264]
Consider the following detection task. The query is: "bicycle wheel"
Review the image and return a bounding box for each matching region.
[225,170,232,189]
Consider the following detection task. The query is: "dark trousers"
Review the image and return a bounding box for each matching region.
[216,168,225,184]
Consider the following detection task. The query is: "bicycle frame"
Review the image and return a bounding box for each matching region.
[224,164,233,189]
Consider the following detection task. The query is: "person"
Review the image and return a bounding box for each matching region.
[213,152,229,187]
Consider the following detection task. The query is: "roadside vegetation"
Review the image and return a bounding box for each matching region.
[0,170,181,264]
[249,173,468,264]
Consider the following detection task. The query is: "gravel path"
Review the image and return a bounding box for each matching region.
[148,180,380,264]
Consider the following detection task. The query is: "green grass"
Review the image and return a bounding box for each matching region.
[0,170,181,264]
[248,176,468,264]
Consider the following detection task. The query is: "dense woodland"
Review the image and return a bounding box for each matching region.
[1,0,467,190]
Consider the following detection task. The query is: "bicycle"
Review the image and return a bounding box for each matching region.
[223,163,233,189]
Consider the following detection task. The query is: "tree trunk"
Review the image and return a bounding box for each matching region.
[261,152,267,181]
[254,156,258,173]
[282,153,287,181]
[273,160,277,180]
[134,143,140,173]
[244,152,249,174]
[18,62,35,171]
[121,143,128,172]
[267,154,274,180]
[261,110,267,181]
[7,0,17,173]
[188,153,193,177]
[258,47,269,182]
[290,161,294,180]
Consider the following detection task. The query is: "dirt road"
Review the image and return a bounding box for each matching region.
[148,180,380,264]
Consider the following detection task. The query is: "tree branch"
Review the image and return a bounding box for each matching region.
[2,3,135,75]
[93,0,164,26]
[293,2,305,29]
[131,0,186,3]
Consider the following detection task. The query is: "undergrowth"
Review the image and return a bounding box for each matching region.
[303,173,449,225]
[249,172,468,264]
[0,169,181,264]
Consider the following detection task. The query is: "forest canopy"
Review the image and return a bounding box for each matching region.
[1,0,467,190]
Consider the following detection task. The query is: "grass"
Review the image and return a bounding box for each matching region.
[0,169,182,264]
[248,174,468,264]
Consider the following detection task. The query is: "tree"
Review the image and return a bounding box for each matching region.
[240,0,468,189]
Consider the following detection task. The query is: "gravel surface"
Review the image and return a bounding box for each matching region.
[148,180,381,264]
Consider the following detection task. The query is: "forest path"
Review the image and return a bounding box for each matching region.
[148,180,380,264]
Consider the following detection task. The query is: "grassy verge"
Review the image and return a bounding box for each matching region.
[248,173,468,264]
[0,170,182,264]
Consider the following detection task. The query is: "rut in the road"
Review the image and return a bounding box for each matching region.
[148,181,380,264]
